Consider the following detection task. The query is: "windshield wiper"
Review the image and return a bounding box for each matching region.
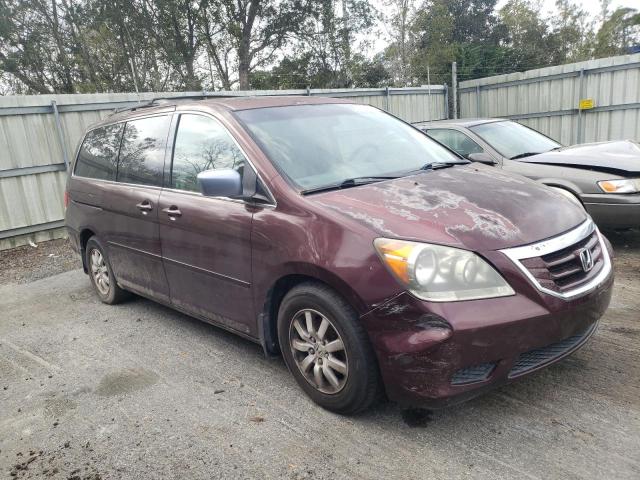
[301,176,399,195]
[420,160,468,170]
[403,160,468,175]
[510,152,542,160]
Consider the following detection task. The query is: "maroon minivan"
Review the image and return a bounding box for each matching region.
[65,97,614,413]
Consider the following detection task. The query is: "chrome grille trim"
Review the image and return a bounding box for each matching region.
[500,218,612,300]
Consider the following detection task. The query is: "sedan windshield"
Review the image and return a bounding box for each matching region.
[470,121,561,159]
[234,104,464,191]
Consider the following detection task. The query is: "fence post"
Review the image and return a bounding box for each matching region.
[476,85,481,116]
[385,86,390,111]
[452,61,458,119]
[51,101,70,170]
[576,68,585,144]
[427,64,432,121]
[444,84,449,119]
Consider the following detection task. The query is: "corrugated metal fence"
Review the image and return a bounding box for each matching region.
[459,53,640,145]
[0,86,447,250]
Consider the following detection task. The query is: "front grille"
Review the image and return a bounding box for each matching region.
[451,362,495,385]
[519,229,603,294]
[508,324,596,378]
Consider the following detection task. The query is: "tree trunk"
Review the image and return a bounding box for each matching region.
[237,30,252,90]
[238,0,260,90]
[50,0,75,93]
[238,60,250,90]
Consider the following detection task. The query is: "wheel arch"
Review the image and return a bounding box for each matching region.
[539,180,585,207]
[257,265,368,356]
[79,228,96,273]
[538,178,583,197]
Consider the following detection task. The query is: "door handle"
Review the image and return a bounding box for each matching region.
[136,200,153,215]
[162,206,182,219]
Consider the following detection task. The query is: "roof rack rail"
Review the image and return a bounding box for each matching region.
[110,93,236,116]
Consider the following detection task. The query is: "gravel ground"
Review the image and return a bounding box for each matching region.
[0,230,638,479]
[0,239,78,286]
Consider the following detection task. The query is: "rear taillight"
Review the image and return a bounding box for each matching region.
[64,190,69,209]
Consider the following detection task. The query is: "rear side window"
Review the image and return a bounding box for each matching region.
[427,129,483,158]
[74,123,124,181]
[170,114,246,192]
[117,115,171,186]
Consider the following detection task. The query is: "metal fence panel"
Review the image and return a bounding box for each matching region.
[0,86,447,249]
[459,53,640,146]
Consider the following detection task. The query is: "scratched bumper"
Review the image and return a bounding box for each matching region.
[360,272,613,408]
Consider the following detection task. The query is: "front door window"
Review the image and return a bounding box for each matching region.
[427,129,484,158]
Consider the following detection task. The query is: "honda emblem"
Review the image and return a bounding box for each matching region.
[578,248,594,272]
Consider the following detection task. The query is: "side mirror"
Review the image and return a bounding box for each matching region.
[197,169,242,198]
[467,152,496,165]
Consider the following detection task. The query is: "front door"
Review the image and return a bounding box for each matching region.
[158,113,256,336]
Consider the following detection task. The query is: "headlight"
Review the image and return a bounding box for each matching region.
[597,178,640,194]
[374,238,515,302]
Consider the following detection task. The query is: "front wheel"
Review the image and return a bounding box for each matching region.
[277,282,381,414]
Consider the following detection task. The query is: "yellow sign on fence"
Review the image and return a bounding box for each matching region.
[579,98,595,110]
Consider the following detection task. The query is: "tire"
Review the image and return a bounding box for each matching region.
[277,282,381,414]
[85,237,130,305]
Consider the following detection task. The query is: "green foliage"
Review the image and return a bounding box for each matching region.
[0,0,638,94]
[594,7,640,57]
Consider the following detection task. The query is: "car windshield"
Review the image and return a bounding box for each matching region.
[234,104,465,191]
[469,120,561,159]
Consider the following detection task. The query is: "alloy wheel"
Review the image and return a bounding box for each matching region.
[89,248,110,296]
[289,309,349,394]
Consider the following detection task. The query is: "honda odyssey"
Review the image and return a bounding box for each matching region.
[65,97,614,414]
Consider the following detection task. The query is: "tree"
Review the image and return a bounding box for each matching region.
[498,0,551,72]
[382,0,415,86]
[549,0,594,64]
[296,0,375,87]
[405,0,504,85]
[242,0,376,89]
[200,0,320,90]
[138,0,206,90]
[0,0,77,93]
[351,53,391,87]
[2,0,637,95]
[78,0,173,92]
[594,7,640,57]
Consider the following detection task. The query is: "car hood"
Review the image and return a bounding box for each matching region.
[521,140,640,175]
[313,164,588,251]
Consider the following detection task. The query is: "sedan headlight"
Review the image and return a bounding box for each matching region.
[374,238,515,302]
[597,178,640,194]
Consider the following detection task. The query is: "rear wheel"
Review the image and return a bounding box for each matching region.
[85,237,130,304]
[278,282,381,414]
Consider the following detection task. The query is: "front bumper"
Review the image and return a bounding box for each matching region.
[361,255,614,409]
[582,193,640,228]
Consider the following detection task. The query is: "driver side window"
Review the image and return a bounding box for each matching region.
[427,129,484,158]
[171,114,246,192]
